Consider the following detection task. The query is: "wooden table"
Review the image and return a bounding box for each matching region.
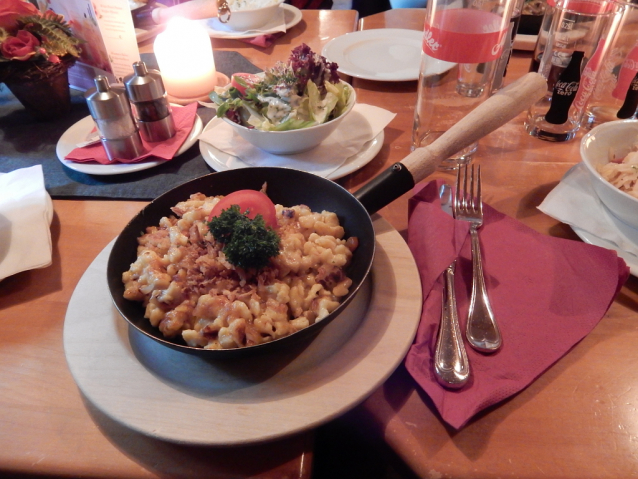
[338,9,638,479]
[0,9,357,479]
[4,5,638,478]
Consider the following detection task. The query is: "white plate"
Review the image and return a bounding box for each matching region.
[56,114,203,176]
[63,217,422,445]
[200,124,384,181]
[572,200,638,276]
[322,29,452,82]
[200,4,302,39]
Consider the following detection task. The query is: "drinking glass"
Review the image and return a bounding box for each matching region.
[411,0,519,170]
[525,0,622,142]
[493,0,526,92]
[583,1,638,128]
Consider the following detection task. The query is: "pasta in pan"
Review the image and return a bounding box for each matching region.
[121,192,357,350]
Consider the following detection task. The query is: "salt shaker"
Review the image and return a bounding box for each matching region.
[85,76,145,161]
[124,61,176,142]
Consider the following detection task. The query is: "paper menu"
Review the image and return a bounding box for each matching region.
[37,0,140,91]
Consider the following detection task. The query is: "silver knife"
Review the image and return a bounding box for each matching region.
[434,184,470,389]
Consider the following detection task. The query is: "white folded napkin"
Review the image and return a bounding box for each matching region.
[198,104,396,178]
[538,162,638,257]
[0,165,53,281]
[202,6,286,36]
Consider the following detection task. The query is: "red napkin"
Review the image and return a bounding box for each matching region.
[240,32,285,48]
[64,102,198,164]
[405,180,630,429]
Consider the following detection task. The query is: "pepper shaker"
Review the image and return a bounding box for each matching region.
[85,76,145,161]
[124,61,176,142]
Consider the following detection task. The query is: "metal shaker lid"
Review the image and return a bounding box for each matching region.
[85,76,130,121]
[124,61,167,102]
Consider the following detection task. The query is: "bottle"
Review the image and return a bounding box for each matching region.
[529,0,558,73]
[572,40,605,114]
[545,51,584,124]
[616,71,638,119]
[493,0,525,92]
[124,61,176,142]
[612,40,638,101]
[85,76,145,161]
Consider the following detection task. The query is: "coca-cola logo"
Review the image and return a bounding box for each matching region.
[423,29,440,52]
[471,0,488,8]
[622,58,638,71]
[554,80,580,96]
[573,71,596,110]
[481,16,502,34]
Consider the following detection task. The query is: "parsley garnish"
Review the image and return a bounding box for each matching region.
[207,205,280,270]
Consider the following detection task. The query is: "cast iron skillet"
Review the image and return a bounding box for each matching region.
[107,73,547,358]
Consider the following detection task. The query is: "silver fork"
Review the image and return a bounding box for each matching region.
[455,164,502,353]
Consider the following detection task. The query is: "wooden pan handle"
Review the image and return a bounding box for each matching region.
[402,72,547,183]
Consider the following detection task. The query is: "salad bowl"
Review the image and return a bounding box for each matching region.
[211,45,356,155]
[224,81,356,155]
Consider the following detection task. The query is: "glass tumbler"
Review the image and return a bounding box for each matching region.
[411,0,519,170]
[525,0,622,142]
[583,1,638,128]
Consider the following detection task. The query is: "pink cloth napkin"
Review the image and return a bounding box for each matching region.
[240,32,285,47]
[405,180,630,429]
[64,102,198,164]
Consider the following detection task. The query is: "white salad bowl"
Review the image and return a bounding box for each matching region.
[580,119,638,230]
[226,0,284,31]
[224,81,357,155]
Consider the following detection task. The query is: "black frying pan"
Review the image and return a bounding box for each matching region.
[107,73,547,358]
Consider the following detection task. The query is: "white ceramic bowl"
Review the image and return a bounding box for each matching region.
[580,119,638,230]
[224,82,356,155]
[226,0,284,31]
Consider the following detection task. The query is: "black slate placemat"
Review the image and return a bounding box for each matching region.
[0,51,262,200]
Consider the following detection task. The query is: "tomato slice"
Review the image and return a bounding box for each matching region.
[208,190,277,229]
[231,73,261,96]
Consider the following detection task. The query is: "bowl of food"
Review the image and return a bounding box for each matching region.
[209,44,356,155]
[580,119,638,230]
[225,0,284,31]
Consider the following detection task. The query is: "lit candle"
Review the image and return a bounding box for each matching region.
[153,17,217,101]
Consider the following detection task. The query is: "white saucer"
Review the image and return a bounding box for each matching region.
[63,217,422,445]
[572,201,638,276]
[322,29,453,82]
[200,4,301,39]
[56,114,203,176]
[199,124,383,180]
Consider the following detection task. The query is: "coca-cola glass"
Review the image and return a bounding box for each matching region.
[525,0,623,142]
[411,0,519,169]
[583,1,638,128]
[492,0,526,92]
